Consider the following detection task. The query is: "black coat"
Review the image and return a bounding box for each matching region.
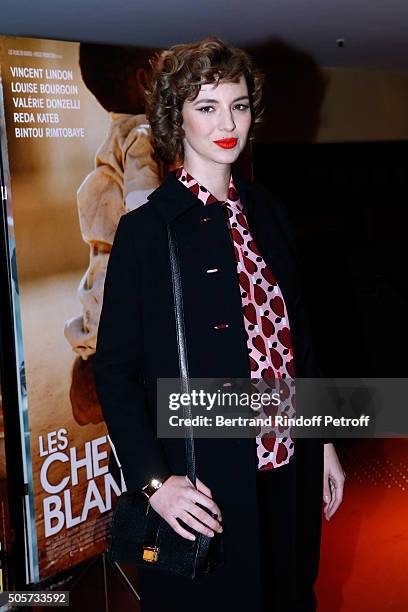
[93,168,325,611]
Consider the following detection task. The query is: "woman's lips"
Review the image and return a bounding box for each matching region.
[213,138,238,149]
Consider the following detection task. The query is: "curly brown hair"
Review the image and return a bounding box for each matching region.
[144,36,265,163]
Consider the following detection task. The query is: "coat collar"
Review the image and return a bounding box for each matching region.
[148,166,254,223]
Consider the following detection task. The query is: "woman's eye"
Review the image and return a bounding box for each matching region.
[198,106,214,113]
[234,104,250,111]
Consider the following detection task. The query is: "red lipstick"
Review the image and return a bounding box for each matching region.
[213,138,238,149]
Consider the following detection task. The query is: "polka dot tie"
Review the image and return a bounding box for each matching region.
[177,167,295,470]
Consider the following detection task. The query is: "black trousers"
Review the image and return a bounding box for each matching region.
[256,460,318,612]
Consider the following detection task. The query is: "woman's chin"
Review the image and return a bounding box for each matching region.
[209,148,242,164]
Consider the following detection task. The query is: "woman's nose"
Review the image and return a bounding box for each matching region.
[218,109,236,131]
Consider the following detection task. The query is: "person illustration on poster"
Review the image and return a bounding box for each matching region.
[64,43,163,428]
[92,37,346,611]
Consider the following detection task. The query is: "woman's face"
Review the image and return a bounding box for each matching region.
[181,74,251,168]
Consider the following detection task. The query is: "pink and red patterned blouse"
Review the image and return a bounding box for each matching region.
[176,166,295,471]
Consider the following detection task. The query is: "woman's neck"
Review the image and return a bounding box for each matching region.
[182,160,231,202]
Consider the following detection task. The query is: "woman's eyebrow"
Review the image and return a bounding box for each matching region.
[193,95,250,105]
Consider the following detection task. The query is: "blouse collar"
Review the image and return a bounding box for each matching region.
[176,166,242,210]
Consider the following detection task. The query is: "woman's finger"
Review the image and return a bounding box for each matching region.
[188,488,222,519]
[323,473,331,505]
[195,476,213,498]
[185,475,195,488]
[328,479,336,512]
[179,510,215,538]
[184,500,223,532]
[327,478,344,518]
[167,515,196,541]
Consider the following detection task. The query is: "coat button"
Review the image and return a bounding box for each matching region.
[213,323,229,330]
[206,267,220,274]
[200,216,212,223]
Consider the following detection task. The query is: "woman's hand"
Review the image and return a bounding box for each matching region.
[148,475,224,541]
[323,443,346,521]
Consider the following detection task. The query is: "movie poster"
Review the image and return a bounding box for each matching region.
[0,66,18,591]
[0,34,161,581]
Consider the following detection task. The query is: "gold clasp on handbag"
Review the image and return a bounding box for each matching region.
[143,545,159,563]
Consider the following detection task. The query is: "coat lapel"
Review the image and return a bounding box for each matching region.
[148,166,254,223]
[148,166,299,318]
[147,169,201,223]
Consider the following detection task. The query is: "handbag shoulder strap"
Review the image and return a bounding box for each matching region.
[167,224,196,487]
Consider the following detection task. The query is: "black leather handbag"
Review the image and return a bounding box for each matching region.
[107,224,224,579]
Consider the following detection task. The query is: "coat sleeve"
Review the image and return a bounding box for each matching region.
[92,212,172,492]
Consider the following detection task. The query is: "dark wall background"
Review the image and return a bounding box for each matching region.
[253,140,408,378]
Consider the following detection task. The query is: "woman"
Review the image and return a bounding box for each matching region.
[93,37,345,612]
